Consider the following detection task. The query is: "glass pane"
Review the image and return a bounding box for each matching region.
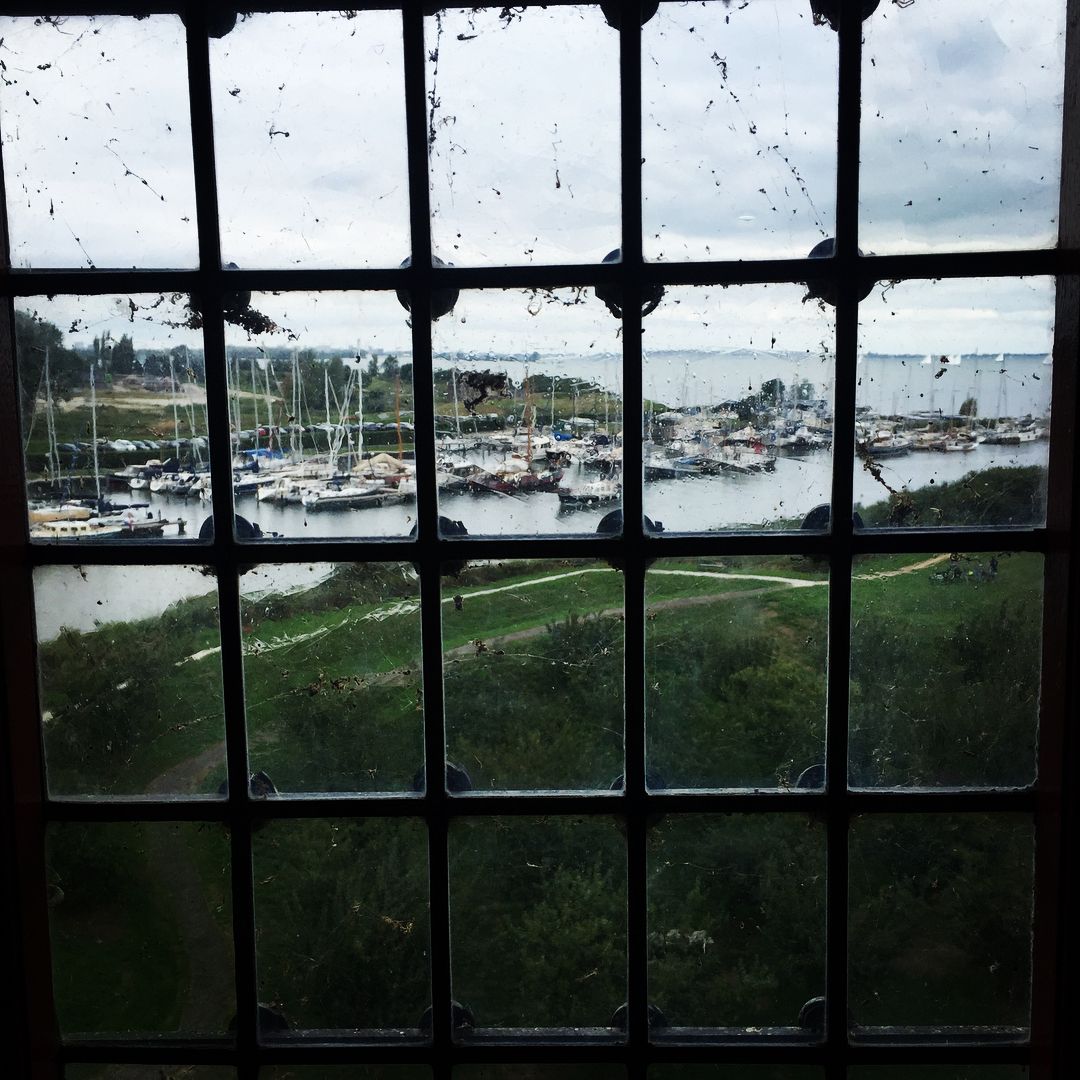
[223,291,417,539]
[47,822,233,1036]
[643,284,835,532]
[211,11,409,268]
[426,6,619,266]
[856,278,1053,529]
[0,15,198,268]
[442,559,623,791]
[861,0,1066,253]
[643,0,838,261]
[254,818,429,1034]
[432,288,623,537]
[849,551,1042,788]
[450,817,625,1031]
[849,814,1034,1030]
[34,564,226,797]
[17,295,209,543]
[646,555,828,790]
[649,815,825,1030]
[241,562,423,794]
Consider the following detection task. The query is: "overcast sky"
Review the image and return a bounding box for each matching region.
[0,1,1067,358]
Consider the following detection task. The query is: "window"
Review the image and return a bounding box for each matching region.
[1,2,1077,1079]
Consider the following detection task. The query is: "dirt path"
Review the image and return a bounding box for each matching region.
[146,749,234,1032]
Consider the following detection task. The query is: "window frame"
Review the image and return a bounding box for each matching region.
[0,1,1078,1077]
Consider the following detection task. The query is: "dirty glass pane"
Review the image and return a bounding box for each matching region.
[210,10,409,269]
[450,817,625,1031]
[34,565,225,797]
[17,295,208,543]
[849,815,1034,1030]
[861,0,1066,253]
[649,815,825,1031]
[241,562,423,794]
[646,555,828,791]
[425,6,619,266]
[643,284,834,532]
[47,822,233,1037]
[223,291,417,539]
[855,278,1053,529]
[432,288,623,537]
[643,0,837,261]
[442,559,623,791]
[253,818,429,1035]
[849,550,1042,789]
[0,15,198,269]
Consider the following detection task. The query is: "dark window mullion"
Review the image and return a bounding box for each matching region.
[182,11,258,1071]
[825,0,866,1070]
[618,4,648,1072]
[401,4,452,1070]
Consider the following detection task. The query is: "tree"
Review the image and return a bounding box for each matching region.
[110,333,136,375]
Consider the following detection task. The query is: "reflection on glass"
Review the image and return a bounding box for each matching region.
[425,6,619,265]
[646,555,828,790]
[450,817,625,1030]
[0,15,198,268]
[211,11,409,269]
[649,816,825,1030]
[643,285,835,532]
[223,291,417,539]
[254,819,430,1034]
[856,278,1053,529]
[849,814,1034,1030]
[861,0,1066,253]
[17,296,207,543]
[34,565,225,797]
[47,822,233,1036]
[443,559,623,791]
[643,0,838,261]
[432,289,623,537]
[241,562,423,794]
[849,551,1042,789]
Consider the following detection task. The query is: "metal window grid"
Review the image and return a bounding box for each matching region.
[0,2,1078,1078]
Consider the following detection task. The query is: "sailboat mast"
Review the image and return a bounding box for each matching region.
[169,353,181,462]
[250,356,260,452]
[525,367,532,464]
[90,362,100,501]
[395,374,404,461]
[451,365,461,437]
[44,346,59,487]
